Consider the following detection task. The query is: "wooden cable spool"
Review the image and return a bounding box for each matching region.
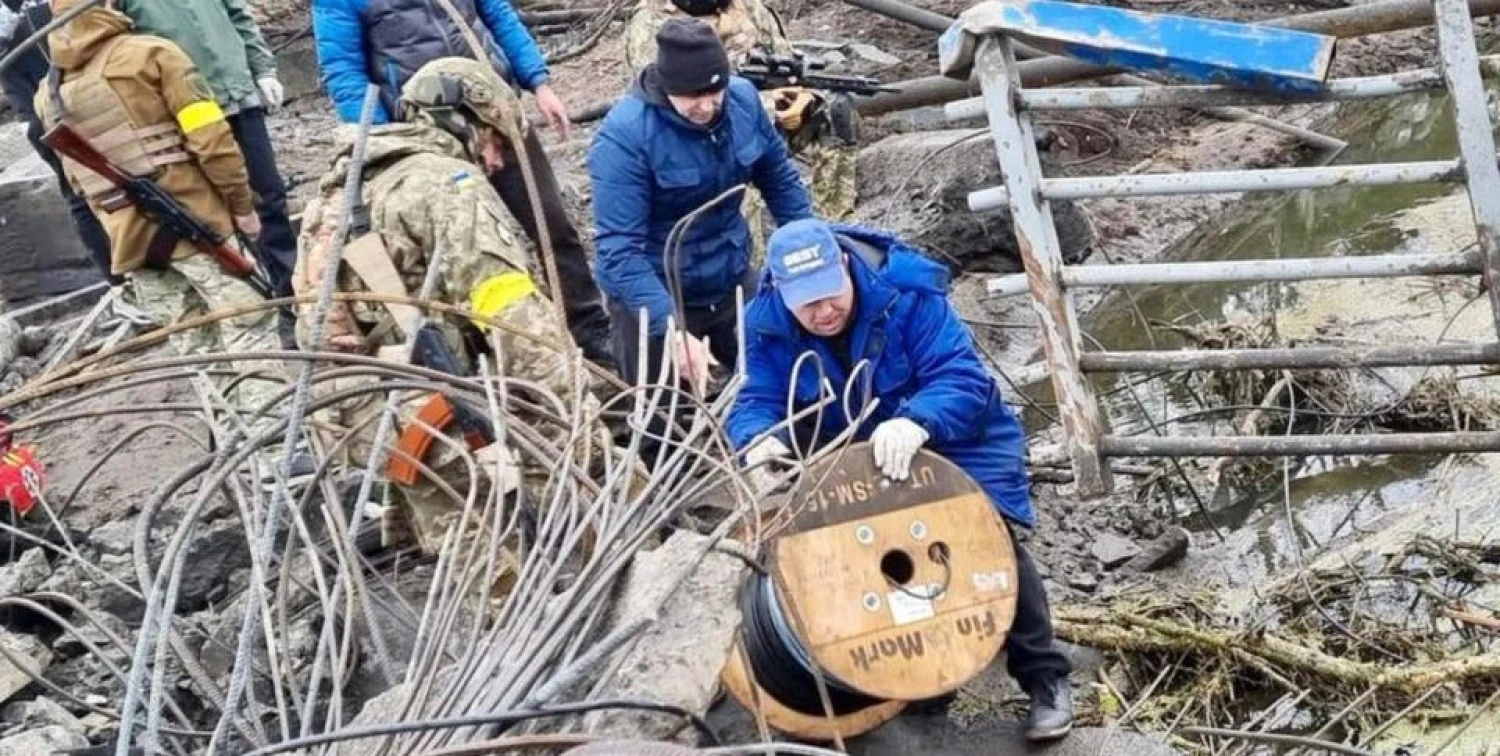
[722,442,1020,741]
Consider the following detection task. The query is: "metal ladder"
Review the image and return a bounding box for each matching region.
[941,0,1500,495]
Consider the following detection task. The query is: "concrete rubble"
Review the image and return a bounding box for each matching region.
[0,631,52,706]
[0,318,18,379]
[0,724,88,755]
[0,548,49,599]
[0,697,86,736]
[1091,533,1143,571]
[580,531,748,743]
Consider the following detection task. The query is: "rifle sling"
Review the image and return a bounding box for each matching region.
[143,226,179,270]
[342,233,423,340]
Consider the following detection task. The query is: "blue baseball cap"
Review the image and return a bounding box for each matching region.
[768,219,848,311]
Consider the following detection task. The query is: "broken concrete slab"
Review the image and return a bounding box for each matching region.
[581,531,748,744]
[0,724,88,755]
[0,631,52,705]
[1091,533,1143,570]
[0,126,104,311]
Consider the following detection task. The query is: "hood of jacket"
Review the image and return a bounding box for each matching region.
[628,63,728,134]
[751,223,951,340]
[48,6,131,71]
[319,122,472,194]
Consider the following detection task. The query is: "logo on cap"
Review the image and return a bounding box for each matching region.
[710,74,721,85]
[781,244,825,275]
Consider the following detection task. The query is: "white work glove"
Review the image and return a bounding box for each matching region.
[477,442,521,497]
[256,75,285,113]
[743,436,792,494]
[671,331,719,394]
[870,418,930,481]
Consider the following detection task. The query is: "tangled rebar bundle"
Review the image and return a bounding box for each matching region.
[0,193,881,756]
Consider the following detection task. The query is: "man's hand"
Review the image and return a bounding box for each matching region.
[870,418,929,481]
[256,75,285,113]
[771,87,819,133]
[671,331,718,394]
[234,213,263,238]
[533,84,572,141]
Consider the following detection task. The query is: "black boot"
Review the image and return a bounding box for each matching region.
[1024,676,1073,742]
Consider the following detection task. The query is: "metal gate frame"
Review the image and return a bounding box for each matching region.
[939,0,1500,496]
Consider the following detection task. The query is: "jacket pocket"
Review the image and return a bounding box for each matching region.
[734,142,764,176]
[654,166,701,190]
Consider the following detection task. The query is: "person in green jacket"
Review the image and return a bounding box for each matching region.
[117,0,301,347]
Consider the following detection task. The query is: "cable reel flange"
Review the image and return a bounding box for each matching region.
[769,443,1019,701]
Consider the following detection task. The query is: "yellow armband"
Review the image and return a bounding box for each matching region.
[176,100,226,134]
[469,272,537,329]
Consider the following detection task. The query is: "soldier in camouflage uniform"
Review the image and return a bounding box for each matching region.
[37,0,283,422]
[294,57,608,556]
[624,0,858,260]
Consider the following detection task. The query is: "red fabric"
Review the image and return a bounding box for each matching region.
[0,444,44,517]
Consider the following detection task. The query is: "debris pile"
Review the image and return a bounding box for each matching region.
[1057,530,1500,753]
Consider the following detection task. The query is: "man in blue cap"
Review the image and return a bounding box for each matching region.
[726,217,1074,741]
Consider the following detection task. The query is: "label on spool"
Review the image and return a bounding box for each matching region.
[887,587,937,626]
[770,445,1021,701]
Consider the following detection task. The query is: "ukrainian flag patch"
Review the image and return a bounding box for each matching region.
[451,169,478,189]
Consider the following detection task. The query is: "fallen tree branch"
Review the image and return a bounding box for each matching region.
[1057,607,1500,694]
[1178,726,1376,756]
[1442,606,1500,633]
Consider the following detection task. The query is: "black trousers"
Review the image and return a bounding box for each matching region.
[227,108,297,299]
[26,115,116,285]
[606,279,752,466]
[489,128,613,362]
[1006,530,1074,692]
[606,271,753,389]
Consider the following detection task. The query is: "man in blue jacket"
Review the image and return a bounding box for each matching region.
[589,18,812,388]
[312,0,616,368]
[727,218,1075,742]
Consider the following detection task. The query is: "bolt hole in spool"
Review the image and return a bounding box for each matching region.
[721,444,1020,742]
[929,541,952,565]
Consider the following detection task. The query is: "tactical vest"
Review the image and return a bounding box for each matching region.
[361,0,513,116]
[48,36,188,209]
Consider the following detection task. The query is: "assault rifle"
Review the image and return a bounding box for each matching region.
[739,50,898,96]
[41,122,273,298]
[387,323,495,486]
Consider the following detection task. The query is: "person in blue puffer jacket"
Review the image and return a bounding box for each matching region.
[312,0,619,370]
[727,217,1076,743]
[589,18,812,389]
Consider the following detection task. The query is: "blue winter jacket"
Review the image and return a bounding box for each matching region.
[588,69,813,337]
[312,0,548,124]
[726,225,1034,526]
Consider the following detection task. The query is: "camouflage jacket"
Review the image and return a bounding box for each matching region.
[293,122,532,354]
[623,0,790,71]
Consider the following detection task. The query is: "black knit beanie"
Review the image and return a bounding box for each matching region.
[654,18,731,95]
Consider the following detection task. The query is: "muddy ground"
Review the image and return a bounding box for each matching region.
[5,0,1500,752]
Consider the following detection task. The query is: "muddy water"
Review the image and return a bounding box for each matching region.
[1064,85,1500,753]
[1076,84,1495,521]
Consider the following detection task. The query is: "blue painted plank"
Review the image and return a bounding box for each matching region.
[940,0,1336,94]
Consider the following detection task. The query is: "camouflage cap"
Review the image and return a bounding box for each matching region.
[399,57,524,143]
